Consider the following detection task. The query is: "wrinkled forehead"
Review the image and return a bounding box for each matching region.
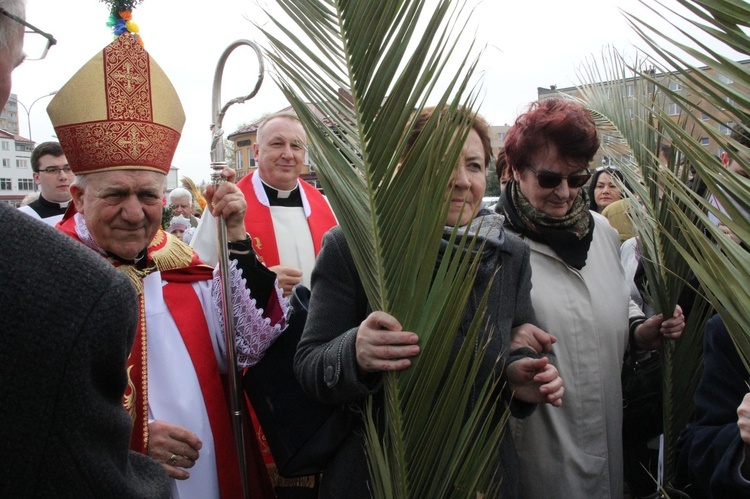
[87,169,166,191]
[260,117,306,144]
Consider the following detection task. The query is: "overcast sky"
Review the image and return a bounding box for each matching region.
[11,0,720,183]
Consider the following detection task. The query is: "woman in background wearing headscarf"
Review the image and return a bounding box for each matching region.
[498,98,684,498]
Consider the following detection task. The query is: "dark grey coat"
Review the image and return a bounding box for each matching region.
[294,224,537,498]
[0,204,169,498]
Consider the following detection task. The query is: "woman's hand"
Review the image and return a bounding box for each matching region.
[635,305,685,351]
[355,311,420,373]
[506,357,564,407]
[147,420,202,480]
[511,323,556,354]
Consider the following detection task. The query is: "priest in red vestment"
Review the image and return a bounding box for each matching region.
[236,113,338,296]
[48,10,286,499]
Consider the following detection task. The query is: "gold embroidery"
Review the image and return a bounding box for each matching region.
[124,363,136,421]
[139,292,149,451]
[266,464,316,489]
[104,34,151,122]
[150,232,194,271]
[116,265,156,295]
[55,122,180,174]
[111,231,196,294]
[253,237,264,263]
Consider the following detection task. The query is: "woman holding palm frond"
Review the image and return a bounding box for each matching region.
[295,106,564,498]
[499,98,685,498]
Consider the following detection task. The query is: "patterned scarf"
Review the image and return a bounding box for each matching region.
[500,180,594,270]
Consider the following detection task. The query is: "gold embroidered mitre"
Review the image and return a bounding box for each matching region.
[47,34,184,175]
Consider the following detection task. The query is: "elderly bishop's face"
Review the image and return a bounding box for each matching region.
[71,170,165,260]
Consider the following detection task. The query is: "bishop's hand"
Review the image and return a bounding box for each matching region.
[203,167,248,242]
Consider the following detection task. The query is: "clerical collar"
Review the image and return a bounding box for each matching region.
[38,194,70,208]
[37,194,70,210]
[106,248,149,269]
[261,178,303,207]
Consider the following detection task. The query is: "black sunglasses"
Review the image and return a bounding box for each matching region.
[526,165,592,189]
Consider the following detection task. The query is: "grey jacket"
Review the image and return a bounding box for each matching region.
[295,224,537,498]
[0,204,169,498]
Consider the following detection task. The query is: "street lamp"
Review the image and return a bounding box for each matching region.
[16,90,57,141]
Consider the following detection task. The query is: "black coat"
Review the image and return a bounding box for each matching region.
[294,225,537,498]
[0,204,169,498]
[677,314,750,498]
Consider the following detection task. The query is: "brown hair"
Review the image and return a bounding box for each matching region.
[31,141,64,172]
[404,106,492,169]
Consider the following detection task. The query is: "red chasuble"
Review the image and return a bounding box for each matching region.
[237,171,337,266]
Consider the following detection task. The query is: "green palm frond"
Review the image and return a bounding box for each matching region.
[622,0,750,369]
[576,0,750,485]
[258,1,509,496]
[573,47,712,486]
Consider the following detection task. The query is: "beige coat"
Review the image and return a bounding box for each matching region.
[508,213,642,498]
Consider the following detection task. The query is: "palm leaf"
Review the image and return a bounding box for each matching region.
[623,0,750,371]
[573,47,713,486]
[576,0,750,486]
[257,1,510,496]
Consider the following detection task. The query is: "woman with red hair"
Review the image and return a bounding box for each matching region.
[497,98,685,498]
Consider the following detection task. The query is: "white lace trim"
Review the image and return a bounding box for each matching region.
[212,259,289,367]
[73,213,107,256]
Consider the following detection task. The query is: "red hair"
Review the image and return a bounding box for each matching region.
[504,98,599,172]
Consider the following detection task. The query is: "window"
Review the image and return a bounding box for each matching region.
[628,108,634,119]
[719,122,735,135]
[1,159,9,167]
[16,159,28,168]
[667,102,680,116]
[235,150,243,170]
[1,142,8,151]
[700,137,710,146]
[17,178,35,190]
[497,132,505,141]
[701,112,709,121]
[668,80,682,91]
[718,74,734,84]
[626,84,634,97]
[0,178,11,190]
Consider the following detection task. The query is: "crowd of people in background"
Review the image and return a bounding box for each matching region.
[2,1,749,498]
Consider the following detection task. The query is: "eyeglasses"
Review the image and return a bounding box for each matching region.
[0,7,57,61]
[38,166,73,175]
[596,166,620,172]
[526,165,592,189]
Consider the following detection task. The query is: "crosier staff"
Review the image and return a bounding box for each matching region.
[209,39,264,499]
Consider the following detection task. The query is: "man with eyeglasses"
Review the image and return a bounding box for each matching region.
[18,141,74,225]
[0,1,169,497]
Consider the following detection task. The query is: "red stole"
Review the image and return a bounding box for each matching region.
[237,171,337,266]
[163,283,273,498]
